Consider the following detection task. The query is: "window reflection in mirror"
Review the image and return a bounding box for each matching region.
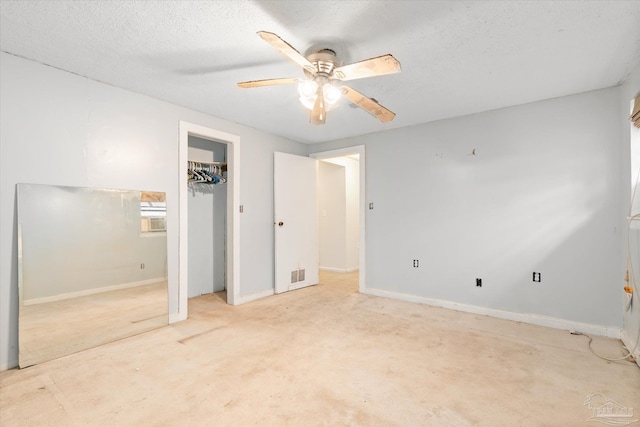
[140,191,167,233]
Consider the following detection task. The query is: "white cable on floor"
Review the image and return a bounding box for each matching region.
[571,331,637,362]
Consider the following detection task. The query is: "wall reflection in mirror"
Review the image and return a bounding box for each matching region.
[17,184,168,368]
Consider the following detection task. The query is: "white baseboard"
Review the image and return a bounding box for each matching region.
[235,288,275,305]
[169,312,185,324]
[621,329,640,368]
[24,277,166,306]
[363,288,622,339]
[170,289,276,323]
[319,267,359,273]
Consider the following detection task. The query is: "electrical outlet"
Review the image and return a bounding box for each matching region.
[533,272,541,282]
[476,278,482,287]
[369,202,374,210]
[413,259,419,268]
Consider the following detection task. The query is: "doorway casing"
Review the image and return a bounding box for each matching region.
[175,121,240,323]
[310,145,366,293]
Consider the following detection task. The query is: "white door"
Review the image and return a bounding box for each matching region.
[274,152,319,294]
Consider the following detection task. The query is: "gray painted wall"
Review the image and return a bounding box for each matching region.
[310,87,625,328]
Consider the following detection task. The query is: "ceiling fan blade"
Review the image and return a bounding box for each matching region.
[237,77,299,88]
[310,86,326,125]
[333,54,401,81]
[257,31,316,74]
[341,86,396,122]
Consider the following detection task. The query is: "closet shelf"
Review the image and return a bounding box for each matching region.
[188,160,227,170]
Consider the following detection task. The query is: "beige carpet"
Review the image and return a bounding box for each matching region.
[1,271,638,426]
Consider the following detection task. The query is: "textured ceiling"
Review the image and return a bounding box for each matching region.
[1,0,639,144]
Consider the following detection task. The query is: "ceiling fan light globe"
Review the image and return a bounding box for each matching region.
[298,80,318,99]
[299,94,339,112]
[299,95,316,110]
[323,83,341,105]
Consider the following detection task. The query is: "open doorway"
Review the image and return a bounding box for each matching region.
[317,155,360,286]
[311,146,366,293]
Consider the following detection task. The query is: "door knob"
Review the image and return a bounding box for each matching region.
[278,221,284,227]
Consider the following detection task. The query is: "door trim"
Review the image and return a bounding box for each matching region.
[175,121,240,323]
[310,145,366,293]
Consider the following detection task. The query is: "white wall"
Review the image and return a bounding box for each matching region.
[310,87,623,331]
[318,161,347,270]
[344,158,360,270]
[0,52,306,370]
[620,63,640,363]
[631,126,640,222]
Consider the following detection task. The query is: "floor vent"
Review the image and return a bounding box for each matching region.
[290,269,306,284]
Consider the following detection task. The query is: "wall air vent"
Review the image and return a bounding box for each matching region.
[148,217,166,232]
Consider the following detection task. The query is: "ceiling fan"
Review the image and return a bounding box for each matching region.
[237,31,401,125]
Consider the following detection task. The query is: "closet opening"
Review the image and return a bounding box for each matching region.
[187,136,227,301]
[176,121,240,323]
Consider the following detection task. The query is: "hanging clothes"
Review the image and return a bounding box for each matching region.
[188,161,227,184]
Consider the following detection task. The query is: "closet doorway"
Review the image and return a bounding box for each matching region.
[187,136,227,298]
[311,146,366,293]
[177,122,240,323]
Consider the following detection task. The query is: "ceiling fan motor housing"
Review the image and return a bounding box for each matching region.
[305,49,339,80]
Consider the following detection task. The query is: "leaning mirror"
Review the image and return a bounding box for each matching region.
[17,184,168,368]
